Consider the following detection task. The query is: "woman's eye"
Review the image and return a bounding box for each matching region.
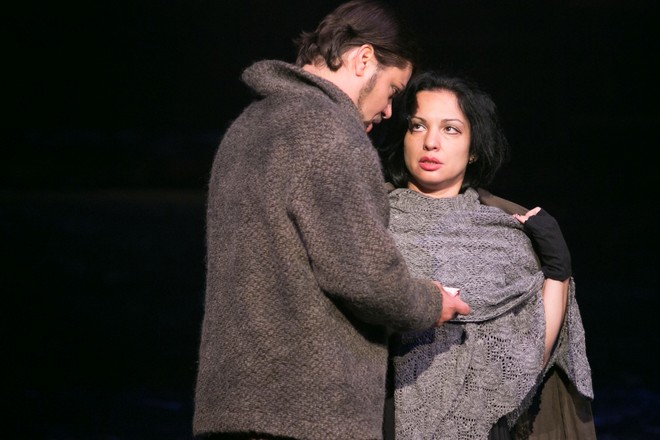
[408,121,425,132]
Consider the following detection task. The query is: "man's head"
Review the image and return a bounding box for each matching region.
[296,0,418,132]
[295,0,418,72]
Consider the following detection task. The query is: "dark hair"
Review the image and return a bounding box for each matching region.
[295,0,419,71]
[382,71,510,191]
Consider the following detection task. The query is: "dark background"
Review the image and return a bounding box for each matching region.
[5,1,659,439]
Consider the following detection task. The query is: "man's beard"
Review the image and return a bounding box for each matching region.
[357,68,382,130]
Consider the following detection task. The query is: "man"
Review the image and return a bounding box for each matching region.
[193,1,470,439]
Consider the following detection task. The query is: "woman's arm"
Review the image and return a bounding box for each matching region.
[514,207,572,366]
[541,278,568,365]
[514,208,572,281]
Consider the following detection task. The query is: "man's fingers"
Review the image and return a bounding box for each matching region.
[455,298,471,315]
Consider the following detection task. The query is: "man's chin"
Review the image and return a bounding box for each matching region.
[365,122,374,133]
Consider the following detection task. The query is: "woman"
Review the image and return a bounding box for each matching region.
[381,72,595,439]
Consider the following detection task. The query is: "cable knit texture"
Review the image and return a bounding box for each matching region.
[389,188,593,440]
[193,60,443,440]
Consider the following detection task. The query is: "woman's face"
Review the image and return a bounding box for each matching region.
[404,89,471,198]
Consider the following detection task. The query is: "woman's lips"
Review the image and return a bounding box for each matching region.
[419,156,442,171]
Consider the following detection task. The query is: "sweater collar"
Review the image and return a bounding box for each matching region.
[389,187,480,214]
[241,60,362,124]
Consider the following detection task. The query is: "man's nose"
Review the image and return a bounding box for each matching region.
[382,102,393,120]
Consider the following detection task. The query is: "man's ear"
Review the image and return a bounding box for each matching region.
[354,44,376,77]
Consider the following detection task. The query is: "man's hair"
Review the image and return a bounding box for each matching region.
[381,71,510,190]
[295,0,419,71]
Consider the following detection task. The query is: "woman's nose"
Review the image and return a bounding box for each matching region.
[423,132,439,150]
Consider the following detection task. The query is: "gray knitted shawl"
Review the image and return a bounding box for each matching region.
[389,188,593,440]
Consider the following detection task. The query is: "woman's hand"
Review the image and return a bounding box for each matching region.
[513,207,572,281]
[513,206,541,223]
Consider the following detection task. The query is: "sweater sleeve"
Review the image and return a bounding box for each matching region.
[289,121,441,332]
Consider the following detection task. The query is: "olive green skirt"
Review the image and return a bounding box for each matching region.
[512,367,596,440]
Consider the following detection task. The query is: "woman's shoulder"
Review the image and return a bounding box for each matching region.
[476,188,528,216]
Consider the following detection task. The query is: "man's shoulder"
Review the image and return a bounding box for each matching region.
[248,92,363,146]
[241,60,361,126]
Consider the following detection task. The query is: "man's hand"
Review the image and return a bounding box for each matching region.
[432,281,470,326]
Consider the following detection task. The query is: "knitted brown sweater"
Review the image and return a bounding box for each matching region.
[193,60,442,439]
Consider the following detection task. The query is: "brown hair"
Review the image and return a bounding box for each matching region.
[295,0,419,71]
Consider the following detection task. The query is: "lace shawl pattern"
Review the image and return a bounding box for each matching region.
[389,188,593,440]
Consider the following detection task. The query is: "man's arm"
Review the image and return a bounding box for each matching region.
[289,124,460,331]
